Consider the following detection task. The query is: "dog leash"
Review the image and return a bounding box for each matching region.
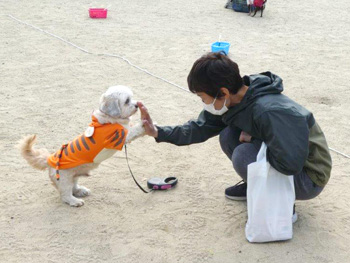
[55,144,68,181]
[124,145,178,193]
[124,145,152,193]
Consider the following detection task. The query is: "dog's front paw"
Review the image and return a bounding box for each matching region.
[125,123,146,143]
[73,185,91,197]
[139,123,146,136]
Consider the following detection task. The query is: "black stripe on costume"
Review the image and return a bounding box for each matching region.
[70,142,75,153]
[114,130,125,147]
[64,147,68,156]
[81,136,90,150]
[75,138,82,151]
[88,136,96,144]
[111,131,120,142]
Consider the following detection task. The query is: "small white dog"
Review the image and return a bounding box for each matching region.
[19,85,145,207]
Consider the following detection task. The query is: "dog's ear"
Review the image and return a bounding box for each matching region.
[99,95,121,117]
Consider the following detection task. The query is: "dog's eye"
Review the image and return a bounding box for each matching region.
[125,98,130,104]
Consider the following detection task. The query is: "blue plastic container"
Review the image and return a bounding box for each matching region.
[211,42,231,55]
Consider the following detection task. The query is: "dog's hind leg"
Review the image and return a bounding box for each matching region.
[73,176,91,197]
[56,171,85,207]
[248,5,252,15]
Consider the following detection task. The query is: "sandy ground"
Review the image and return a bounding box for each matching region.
[1,0,350,262]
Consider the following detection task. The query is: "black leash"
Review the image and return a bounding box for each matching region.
[124,145,152,193]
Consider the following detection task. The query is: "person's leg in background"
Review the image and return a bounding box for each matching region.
[247,0,254,15]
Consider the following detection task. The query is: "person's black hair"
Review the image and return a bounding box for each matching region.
[187,52,243,98]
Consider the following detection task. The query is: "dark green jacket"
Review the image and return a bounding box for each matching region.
[156,72,332,187]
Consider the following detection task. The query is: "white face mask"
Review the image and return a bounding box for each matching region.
[203,96,229,115]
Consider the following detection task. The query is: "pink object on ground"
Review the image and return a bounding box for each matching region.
[89,8,108,19]
[254,0,264,7]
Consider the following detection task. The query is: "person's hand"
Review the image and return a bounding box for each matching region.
[138,102,158,138]
[239,131,252,143]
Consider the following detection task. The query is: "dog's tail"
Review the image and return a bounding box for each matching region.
[18,135,50,171]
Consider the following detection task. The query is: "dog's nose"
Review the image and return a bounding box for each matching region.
[135,104,139,108]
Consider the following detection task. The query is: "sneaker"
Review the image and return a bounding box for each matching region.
[292,205,298,223]
[225,180,247,201]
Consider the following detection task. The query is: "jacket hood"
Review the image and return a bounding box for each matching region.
[222,72,283,123]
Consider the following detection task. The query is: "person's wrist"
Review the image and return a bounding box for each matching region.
[153,126,158,138]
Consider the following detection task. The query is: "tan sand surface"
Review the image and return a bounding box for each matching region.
[1,0,350,262]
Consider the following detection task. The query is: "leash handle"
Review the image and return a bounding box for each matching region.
[124,145,151,194]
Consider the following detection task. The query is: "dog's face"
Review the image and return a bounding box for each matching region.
[99,85,138,119]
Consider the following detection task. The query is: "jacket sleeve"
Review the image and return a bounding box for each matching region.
[155,110,227,146]
[257,110,309,175]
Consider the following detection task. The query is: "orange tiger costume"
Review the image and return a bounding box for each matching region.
[47,116,128,180]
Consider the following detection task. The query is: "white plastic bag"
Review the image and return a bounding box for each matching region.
[245,142,295,243]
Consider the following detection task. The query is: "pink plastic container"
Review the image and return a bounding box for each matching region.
[89,8,108,19]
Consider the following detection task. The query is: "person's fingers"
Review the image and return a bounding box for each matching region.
[239,135,247,143]
[142,120,156,136]
[139,106,150,121]
[138,102,146,111]
[142,111,153,124]
[140,105,149,117]
[141,104,148,112]
[143,120,152,130]
[239,133,251,143]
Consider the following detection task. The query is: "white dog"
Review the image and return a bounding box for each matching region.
[19,85,145,207]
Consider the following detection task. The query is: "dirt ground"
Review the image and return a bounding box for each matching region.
[1,0,350,262]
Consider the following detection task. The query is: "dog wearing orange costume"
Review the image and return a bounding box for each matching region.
[19,86,145,207]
